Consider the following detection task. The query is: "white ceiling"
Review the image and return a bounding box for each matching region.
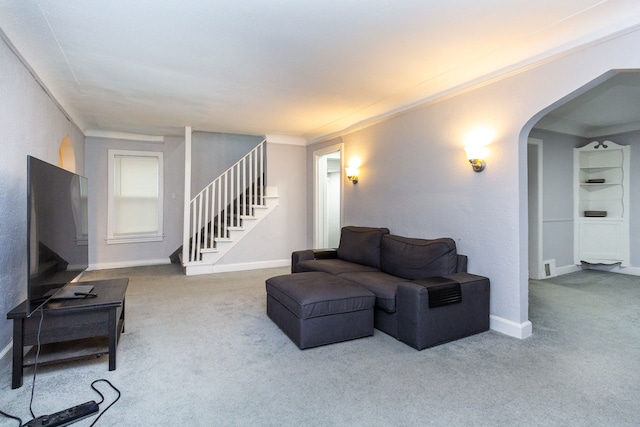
[2,0,640,142]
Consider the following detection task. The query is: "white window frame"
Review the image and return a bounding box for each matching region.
[107,149,164,244]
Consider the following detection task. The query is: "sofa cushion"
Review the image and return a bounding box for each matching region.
[380,235,458,280]
[266,272,375,319]
[337,226,390,269]
[338,271,406,313]
[296,259,379,275]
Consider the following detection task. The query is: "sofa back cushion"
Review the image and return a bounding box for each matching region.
[337,226,390,269]
[380,234,458,279]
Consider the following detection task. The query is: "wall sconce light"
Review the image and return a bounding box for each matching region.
[346,158,360,184]
[465,146,486,172]
[464,128,493,173]
[345,166,359,184]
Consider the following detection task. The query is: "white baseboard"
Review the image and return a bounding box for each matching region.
[210,259,290,273]
[490,315,532,339]
[585,264,640,276]
[185,259,290,276]
[89,258,172,271]
[554,263,640,277]
[555,264,581,276]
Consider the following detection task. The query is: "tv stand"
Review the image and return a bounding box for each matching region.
[6,278,128,389]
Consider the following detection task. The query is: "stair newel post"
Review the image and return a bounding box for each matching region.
[183,126,192,265]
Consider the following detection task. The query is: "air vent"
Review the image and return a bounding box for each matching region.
[543,259,557,278]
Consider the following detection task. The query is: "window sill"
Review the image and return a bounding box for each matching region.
[107,235,164,245]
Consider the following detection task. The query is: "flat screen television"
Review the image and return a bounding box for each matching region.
[26,156,89,316]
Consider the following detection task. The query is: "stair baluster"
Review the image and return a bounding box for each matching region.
[183,140,271,267]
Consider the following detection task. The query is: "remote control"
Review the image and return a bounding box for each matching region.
[24,400,99,426]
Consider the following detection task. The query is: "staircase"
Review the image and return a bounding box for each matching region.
[179,140,279,275]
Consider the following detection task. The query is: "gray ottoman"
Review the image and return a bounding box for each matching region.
[266,272,375,349]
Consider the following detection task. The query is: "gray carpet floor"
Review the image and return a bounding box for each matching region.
[1,266,639,426]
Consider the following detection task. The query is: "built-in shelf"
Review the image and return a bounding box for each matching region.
[573,140,629,266]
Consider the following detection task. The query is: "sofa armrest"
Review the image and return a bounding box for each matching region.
[291,249,338,273]
[456,254,468,273]
[396,272,489,350]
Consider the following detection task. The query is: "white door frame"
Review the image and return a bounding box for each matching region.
[313,143,344,248]
[528,138,544,279]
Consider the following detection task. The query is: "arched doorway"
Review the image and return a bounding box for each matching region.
[525,70,640,282]
[58,135,76,172]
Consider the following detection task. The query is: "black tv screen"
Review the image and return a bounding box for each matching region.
[27,156,89,316]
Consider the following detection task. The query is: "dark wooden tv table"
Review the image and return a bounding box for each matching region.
[6,278,128,389]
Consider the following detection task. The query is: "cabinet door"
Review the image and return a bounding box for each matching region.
[577,220,625,263]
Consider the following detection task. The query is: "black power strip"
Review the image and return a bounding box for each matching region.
[24,401,99,427]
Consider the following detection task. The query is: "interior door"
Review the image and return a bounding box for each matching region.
[313,144,343,248]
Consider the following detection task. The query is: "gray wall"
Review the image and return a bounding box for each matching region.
[307,27,640,333]
[529,129,584,268]
[597,131,640,266]
[216,142,308,266]
[530,128,640,270]
[83,135,307,270]
[0,39,85,361]
[84,136,185,268]
[191,132,263,198]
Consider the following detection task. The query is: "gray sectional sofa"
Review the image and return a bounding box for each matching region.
[291,226,490,350]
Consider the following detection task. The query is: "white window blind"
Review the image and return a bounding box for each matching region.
[107,150,163,244]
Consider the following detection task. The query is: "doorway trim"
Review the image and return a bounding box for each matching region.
[528,138,543,279]
[313,143,344,248]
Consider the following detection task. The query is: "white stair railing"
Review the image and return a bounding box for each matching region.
[184,140,266,264]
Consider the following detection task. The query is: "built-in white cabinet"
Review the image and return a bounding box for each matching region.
[573,140,630,266]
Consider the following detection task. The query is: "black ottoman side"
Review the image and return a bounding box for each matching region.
[266,272,375,349]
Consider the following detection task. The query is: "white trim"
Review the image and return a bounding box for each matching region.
[307,24,640,145]
[543,218,573,223]
[107,235,164,245]
[265,134,307,146]
[556,264,581,276]
[490,315,533,339]
[85,130,165,143]
[585,264,640,276]
[528,138,544,280]
[89,258,172,270]
[211,259,289,273]
[185,259,289,276]
[107,149,164,244]
[182,126,192,267]
[0,27,81,131]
